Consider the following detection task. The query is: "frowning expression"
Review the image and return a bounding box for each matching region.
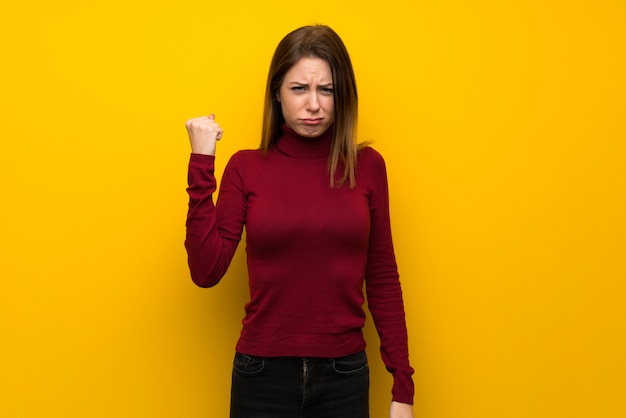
[278,57,335,138]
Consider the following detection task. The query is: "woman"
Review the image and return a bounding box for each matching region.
[185,25,414,418]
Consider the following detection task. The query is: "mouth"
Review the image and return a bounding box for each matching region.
[301,118,323,125]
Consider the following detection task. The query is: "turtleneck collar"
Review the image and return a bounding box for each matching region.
[274,123,333,159]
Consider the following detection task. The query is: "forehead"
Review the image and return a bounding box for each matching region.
[284,57,332,81]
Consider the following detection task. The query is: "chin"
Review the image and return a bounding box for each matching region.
[298,126,328,138]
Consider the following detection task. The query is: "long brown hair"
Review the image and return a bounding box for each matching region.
[260,25,360,188]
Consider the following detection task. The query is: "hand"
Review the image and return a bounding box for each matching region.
[185,114,223,155]
[390,401,414,418]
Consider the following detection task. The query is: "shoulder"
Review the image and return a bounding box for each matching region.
[229,148,263,160]
[358,146,388,173]
[220,150,264,184]
[225,149,264,168]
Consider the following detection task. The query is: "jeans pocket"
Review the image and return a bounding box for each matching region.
[330,351,368,376]
[233,352,266,376]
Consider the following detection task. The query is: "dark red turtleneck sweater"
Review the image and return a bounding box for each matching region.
[185,125,414,404]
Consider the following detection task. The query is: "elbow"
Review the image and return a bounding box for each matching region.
[185,241,229,288]
[190,270,222,288]
[192,278,221,288]
[188,260,224,288]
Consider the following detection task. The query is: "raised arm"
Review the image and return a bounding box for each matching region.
[184,115,245,287]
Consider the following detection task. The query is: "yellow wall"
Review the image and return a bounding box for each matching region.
[1,1,625,417]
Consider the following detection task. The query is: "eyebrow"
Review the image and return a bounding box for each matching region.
[288,81,334,87]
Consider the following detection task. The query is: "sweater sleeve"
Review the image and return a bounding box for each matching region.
[185,152,246,287]
[363,150,415,404]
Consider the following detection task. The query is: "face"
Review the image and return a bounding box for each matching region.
[278,57,335,138]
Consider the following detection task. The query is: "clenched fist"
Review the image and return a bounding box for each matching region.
[185,114,223,156]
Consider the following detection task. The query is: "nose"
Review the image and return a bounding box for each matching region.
[306,92,321,113]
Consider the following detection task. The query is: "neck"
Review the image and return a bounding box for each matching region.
[274,123,333,159]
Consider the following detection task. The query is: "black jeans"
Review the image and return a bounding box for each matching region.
[230,350,369,418]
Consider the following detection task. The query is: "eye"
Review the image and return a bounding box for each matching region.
[320,87,334,95]
[291,86,305,93]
